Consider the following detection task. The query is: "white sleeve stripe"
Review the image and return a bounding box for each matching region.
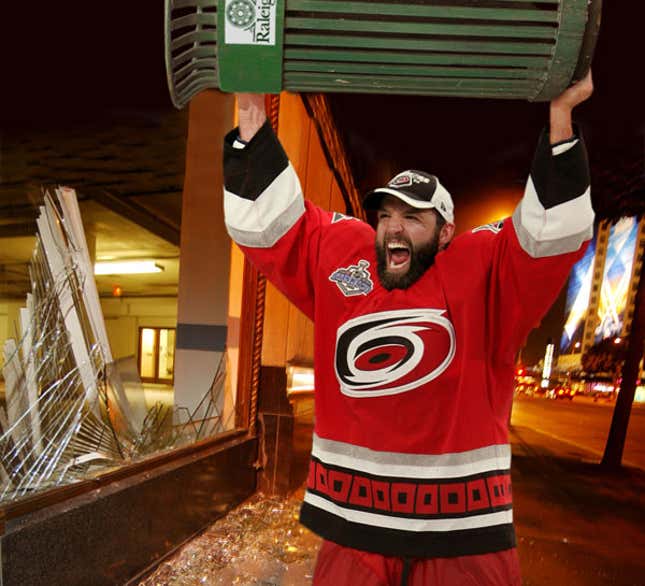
[513,209,593,258]
[224,162,306,248]
[551,138,578,156]
[522,176,593,236]
[512,176,594,257]
[226,195,305,248]
[513,207,593,259]
[224,162,303,242]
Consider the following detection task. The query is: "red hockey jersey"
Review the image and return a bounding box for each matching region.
[223,121,593,559]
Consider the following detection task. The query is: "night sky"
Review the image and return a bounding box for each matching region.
[1,2,170,124]
[1,1,643,364]
[3,2,642,197]
[327,2,644,226]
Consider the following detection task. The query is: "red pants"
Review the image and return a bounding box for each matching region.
[313,540,521,586]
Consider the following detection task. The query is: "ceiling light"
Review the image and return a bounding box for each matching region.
[94,260,163,275]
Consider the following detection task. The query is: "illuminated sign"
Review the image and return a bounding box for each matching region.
[560,233,596,352]
[595,217,638,343]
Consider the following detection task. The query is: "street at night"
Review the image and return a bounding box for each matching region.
[512,395,645,470]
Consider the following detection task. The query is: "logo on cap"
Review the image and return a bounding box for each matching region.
[388,171,430,188]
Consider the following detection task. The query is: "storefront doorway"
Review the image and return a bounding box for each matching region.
[138,327,176,383]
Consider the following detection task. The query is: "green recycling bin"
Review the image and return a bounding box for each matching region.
[165,0,601,108]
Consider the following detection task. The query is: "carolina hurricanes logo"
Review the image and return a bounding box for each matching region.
[335,309,456,398]
[389,171,431,188]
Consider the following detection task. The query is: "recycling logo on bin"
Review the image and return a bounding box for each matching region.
[227,0,256,28]
[225,0,277,45]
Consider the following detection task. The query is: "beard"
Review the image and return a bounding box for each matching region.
[376,232,441,291]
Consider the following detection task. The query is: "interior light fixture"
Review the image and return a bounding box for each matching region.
[94,260,163,275]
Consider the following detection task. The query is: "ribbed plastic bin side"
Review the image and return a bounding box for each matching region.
[164,0,601,108]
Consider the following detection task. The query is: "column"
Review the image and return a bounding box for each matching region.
[174,90,235,427]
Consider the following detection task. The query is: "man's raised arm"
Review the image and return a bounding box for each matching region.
[484,72,595,363]
[222,93,319,318]
[549,70,593,144]
[511,70,595,261]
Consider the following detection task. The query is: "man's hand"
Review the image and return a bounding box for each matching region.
[549,70,593,144]
[237,93,267,143]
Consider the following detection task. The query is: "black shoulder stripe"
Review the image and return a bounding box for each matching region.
[530,125,590,210]
[223,120,289,202]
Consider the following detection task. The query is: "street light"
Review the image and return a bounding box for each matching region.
[541,342,554,388]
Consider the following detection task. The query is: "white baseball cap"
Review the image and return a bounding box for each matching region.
[363,170,454,224]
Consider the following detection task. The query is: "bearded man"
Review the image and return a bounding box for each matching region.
[222,72,594,586]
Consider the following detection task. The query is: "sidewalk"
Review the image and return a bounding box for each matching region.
[139,427,645,586]
[510,425,645,586]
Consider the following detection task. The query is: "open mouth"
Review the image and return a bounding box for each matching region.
[386,240,411,272]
